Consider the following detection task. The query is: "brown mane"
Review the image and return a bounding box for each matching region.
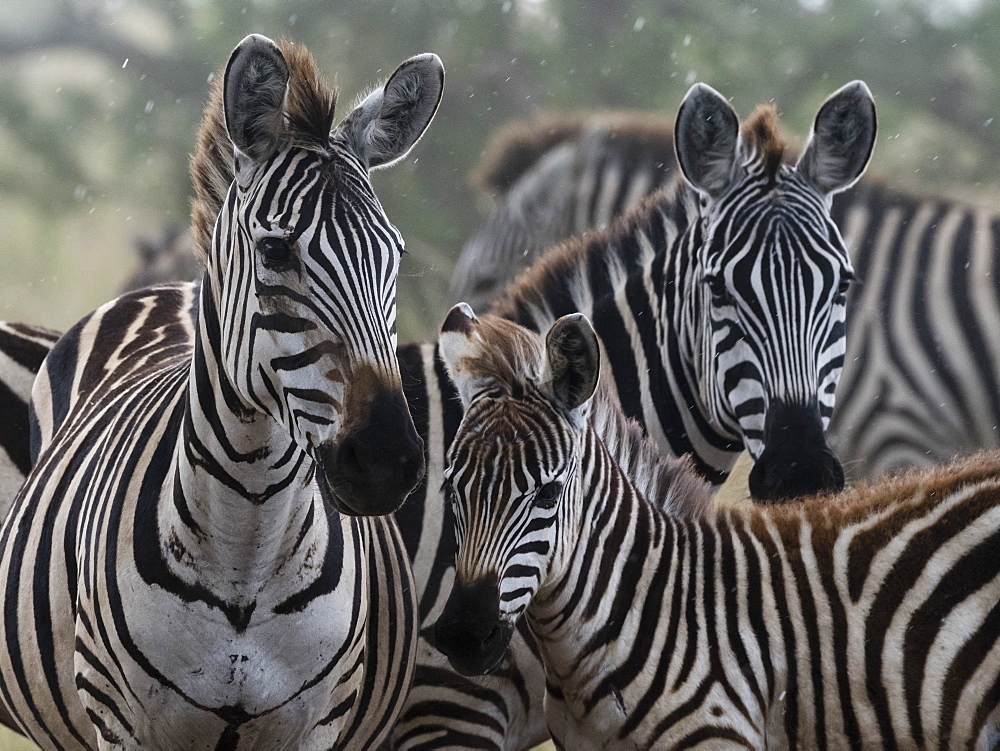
[189,40,339,263]
[472,110,676,197]
[740,104,787,182]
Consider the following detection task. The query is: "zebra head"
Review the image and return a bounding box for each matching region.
[203,35,443,515]
[674,81,876,501]
[434,304,598,676]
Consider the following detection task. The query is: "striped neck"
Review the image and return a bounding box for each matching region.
[162,276,321,608]
[492,183,743,484]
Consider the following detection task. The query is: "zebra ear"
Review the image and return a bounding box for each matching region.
[339,53,445,170]
[439,303,481,407]
[674,83,741,198]
[545,314,600,412]
[223,34,289,162]
[796,81,876,196]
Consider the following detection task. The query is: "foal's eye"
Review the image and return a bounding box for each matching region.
[534,481,563,509]
[258,237,294,267]
[837,276,853,297]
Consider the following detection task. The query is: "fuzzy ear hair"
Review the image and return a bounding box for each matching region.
[339,53,444,170]
[223,34,289,161]
[796,80,876,196]
[545,314,600,412]
[439,303,481,407]
[674,83,741,198]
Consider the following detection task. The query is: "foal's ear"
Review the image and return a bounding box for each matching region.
[545,314,600,412]
[223,34,289,161]
[339,53,445,169]
[796,80,876,196]
[439,303,481,407]
[674,83,741,198]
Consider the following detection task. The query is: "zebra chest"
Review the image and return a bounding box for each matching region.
[73,515,370,746]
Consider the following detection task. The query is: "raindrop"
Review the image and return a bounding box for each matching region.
[985,118,994,128]
[144,100,155,114]
[633,17,645,31]
[501,0,512,11]
[683,34,692,46]
[74,185,87,201]
[122,58,129,69]
[289,14,297,24]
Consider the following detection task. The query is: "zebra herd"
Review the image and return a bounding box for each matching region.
[0,32,997,750]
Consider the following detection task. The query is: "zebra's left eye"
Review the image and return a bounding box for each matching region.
[705,274,732,305]
[534,481,563,509]
[258,237,294,268]
[837,277,853,296]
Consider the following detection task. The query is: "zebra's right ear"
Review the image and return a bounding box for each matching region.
[223,34,289,162]
[545,314,600,413]
[674,83,741,198]
[796,81,877,196]
[439,303,482,407]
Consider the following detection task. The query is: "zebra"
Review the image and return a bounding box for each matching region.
[450,108,1000,482]
[0,80,875,747]
[0,34,443,749]
[434,304,1000,749]
[389,81,876,749]
[0,322,60,505]
[450,112,677,311]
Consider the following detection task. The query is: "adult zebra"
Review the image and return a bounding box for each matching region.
[390,82,876,749]
[0,34,443,749]
[450,108,1000,480]
[435,306,1000,749]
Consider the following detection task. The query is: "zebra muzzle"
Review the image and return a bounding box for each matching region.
[434,576,513,676]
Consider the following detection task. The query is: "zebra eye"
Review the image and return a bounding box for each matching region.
[534,481,563,509]
[705,274,732,305]
[258,237,294,267]
[837,277,852,296]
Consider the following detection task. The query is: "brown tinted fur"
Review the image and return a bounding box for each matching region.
[189,40,338,264]
[460,315,713,518]
[472,111,677,196]
[740,104,787,181]
[739,450,1000,543]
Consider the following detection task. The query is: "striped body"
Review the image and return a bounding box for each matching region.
[0,36,444,749]
[436,311,1000,750]
[0,322,59,514]
[450,113,1000,480]
[3,285,415,749]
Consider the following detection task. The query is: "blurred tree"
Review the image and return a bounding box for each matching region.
[0,0,996,339]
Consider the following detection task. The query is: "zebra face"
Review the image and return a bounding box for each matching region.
[435,307,596,675]
[210,35,443,515]
[675,81,876,501]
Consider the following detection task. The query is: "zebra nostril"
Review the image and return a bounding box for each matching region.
[481,623,502,649]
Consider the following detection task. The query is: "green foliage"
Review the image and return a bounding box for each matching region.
[0,0,997,340]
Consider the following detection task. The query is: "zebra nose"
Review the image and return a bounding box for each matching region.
[434,577,510,676]
[748,399,845,502]
[327,388,425,516]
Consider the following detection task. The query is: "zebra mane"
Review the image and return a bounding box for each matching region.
[472,111,676,196]
[586,385,713,519]
[740,104,786,182]
[189,40,339,264]
[489,177,697,324]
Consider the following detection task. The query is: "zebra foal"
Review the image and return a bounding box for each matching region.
[435,305,1000,749]
[0,35,443,749]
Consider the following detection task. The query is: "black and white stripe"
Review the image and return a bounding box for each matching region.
[389,83,875,749]
[0,35,442,749]
[452,107,1000,483]
[436,309,1000,749]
